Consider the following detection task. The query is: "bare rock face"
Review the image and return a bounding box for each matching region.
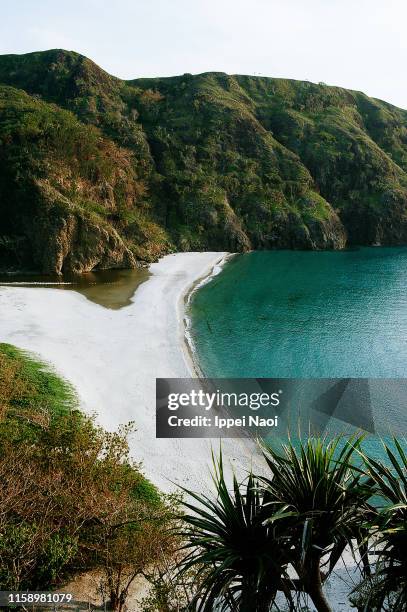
[39,218,137,274]
[302,214,347,251]
[25,185,137,274]
[53,218,137,274]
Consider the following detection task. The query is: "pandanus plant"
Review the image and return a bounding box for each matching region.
[177,437,382,612]
[177,453,293,611]
[260,435,374,612]
[351,438,407,611]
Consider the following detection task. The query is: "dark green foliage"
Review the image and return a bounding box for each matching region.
[260,436,372,560]
[351,439,407,611]
[177,439,382,612]
[260,436,374,611]
[177,453,292,611]
[1,50,407,272]
[178,438,407,611]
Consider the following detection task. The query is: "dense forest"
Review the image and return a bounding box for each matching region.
[1,50,407,272]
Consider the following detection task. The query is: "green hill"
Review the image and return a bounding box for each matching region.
[1,49,407,272]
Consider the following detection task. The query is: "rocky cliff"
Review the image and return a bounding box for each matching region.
[1,50,407,272]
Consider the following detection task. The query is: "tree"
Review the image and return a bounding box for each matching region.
[260,436,374,612]
[140,551,196,612]
[92,492,178,612]
[351,439,407,611]
[177,453,293,612]
[0,345,176,604]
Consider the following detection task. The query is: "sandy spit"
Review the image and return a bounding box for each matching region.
[0,252,259,492]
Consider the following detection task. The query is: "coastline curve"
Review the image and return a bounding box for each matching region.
[179,253,234,378]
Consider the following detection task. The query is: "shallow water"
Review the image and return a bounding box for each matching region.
[0,268,150,309]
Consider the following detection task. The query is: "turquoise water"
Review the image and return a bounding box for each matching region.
[190,248,407,451]
[190,248,407,379]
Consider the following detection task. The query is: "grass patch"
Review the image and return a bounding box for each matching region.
[0,343,77,422]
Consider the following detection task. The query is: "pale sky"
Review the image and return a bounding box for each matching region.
[2,0,407,109]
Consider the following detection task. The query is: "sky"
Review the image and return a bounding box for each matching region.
[2,0,407,109]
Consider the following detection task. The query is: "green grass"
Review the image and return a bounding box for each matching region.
[0,342,78,420]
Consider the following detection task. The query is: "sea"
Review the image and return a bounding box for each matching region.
[189,247,407,454]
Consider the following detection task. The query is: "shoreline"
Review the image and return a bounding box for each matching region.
[179,252,235,378]
[0,252,259,492]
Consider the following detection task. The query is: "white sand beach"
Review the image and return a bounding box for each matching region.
[0,252,259,492]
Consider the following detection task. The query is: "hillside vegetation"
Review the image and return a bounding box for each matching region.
[0,343,175,607]
[1,50,407,272]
